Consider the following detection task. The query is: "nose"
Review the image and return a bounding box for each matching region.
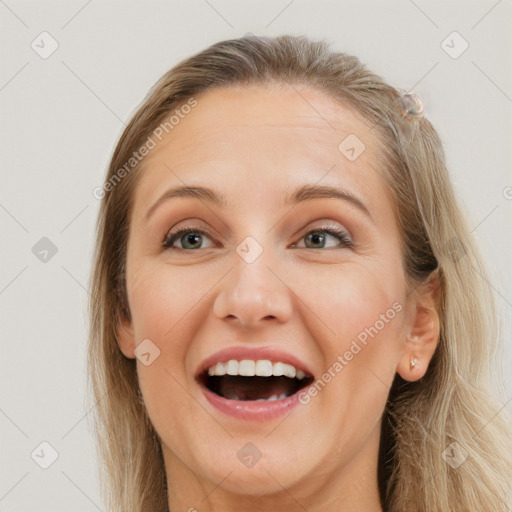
[212,250,293,328]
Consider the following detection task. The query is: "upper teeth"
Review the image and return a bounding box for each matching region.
[207,360,306,380]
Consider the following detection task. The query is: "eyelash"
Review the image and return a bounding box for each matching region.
[161,225,354,251]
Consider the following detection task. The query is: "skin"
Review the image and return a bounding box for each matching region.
[117,84,440,511]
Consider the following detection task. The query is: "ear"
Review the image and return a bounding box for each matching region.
[397,272,441,382]
[116,309,136,359]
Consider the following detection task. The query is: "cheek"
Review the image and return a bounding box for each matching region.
[305,263,405,432]
[127,260,215,388]
[319,265,405,397]
[306,268,404,437]
[127,264,212,448]
[307,261,404,352]
[128,261,209,342]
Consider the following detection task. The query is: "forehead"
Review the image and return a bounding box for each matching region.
[132,84,391,218]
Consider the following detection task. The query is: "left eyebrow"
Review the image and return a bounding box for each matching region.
[145,183,373,223]
[284,184,373,222]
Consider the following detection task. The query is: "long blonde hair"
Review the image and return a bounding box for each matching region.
[87,34,512,511]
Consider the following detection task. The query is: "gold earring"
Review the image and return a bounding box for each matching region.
[410,357,418,369]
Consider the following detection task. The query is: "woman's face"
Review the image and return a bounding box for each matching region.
[118,84,427,506]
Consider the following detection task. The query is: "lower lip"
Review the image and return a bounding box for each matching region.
[201,385,302,422]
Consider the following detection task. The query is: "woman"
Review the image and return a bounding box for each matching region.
[88,34,512,511]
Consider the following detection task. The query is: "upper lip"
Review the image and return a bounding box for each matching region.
[195,346,314,379]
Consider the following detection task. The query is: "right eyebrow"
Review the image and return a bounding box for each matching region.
[145,185,227,221]
[145,183,373,224]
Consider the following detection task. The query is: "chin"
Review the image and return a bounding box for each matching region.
[201,457,304,496]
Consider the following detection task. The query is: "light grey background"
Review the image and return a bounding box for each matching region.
[1,1,511,510]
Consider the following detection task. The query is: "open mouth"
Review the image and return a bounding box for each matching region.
[197,360,314,401]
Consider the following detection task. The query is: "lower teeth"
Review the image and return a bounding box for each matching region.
[253,393,289,401]
[222,392,290,401]
[205,375,306,402]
